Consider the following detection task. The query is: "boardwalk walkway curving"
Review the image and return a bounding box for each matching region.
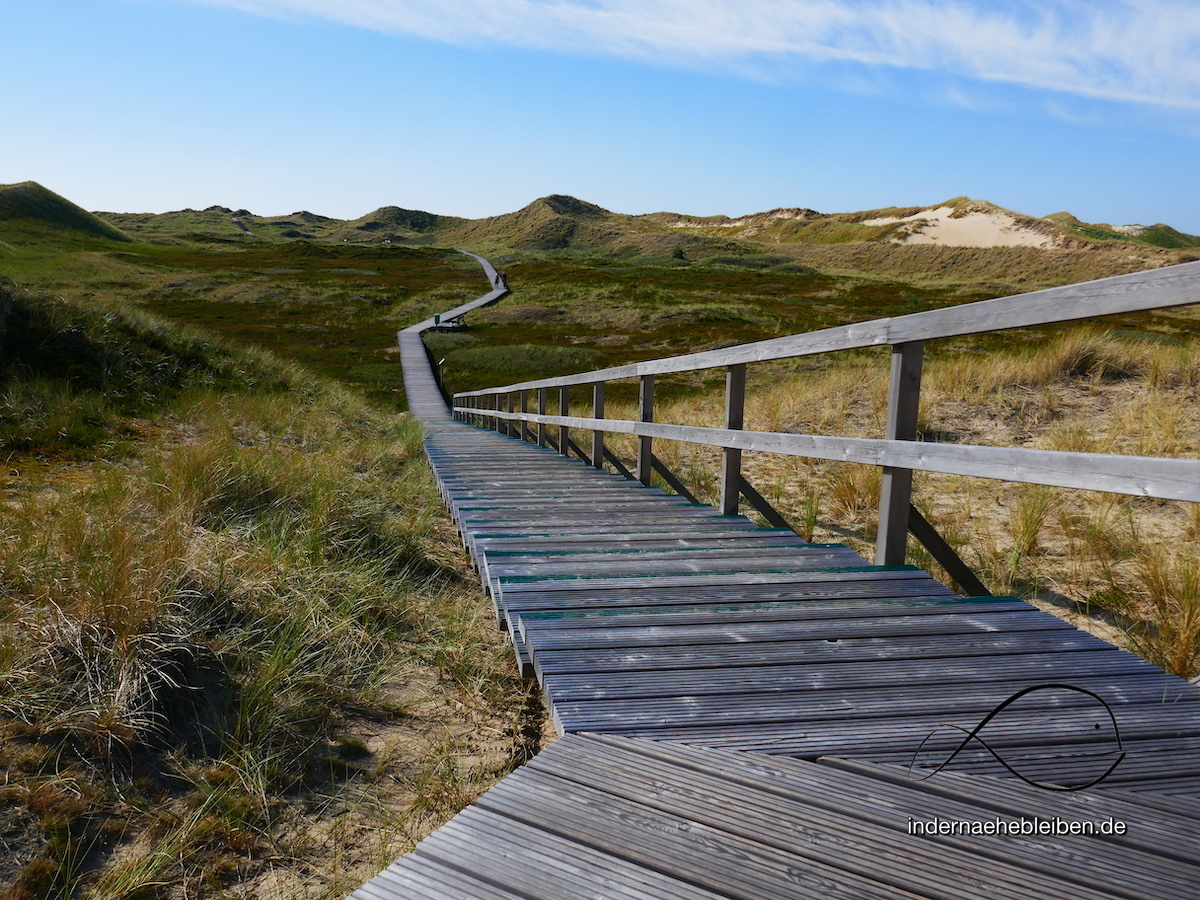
[351,255,1200,900]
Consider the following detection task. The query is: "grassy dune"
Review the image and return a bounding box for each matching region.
[0,183,132,246]
[0,281,537,899]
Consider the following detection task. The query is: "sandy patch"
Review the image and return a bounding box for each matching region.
[864,205,1058,249]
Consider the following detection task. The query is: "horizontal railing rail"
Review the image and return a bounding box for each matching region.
[454,260,1200,395]
[452,408,1200,503]
[448,259,1200,586]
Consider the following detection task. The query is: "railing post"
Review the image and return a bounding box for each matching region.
[520,390,530,443]
[558,386,569,456]
[494,394,504,433]
[876,341,925,565]
[537,388,548,447]
[719,364,746,515]
[637,374,655,486]
[506,392,517,438]
[591,382,605,470]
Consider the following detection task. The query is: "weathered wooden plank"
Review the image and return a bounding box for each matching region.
[488,550,871,580]
[500,577,960,612]
[421,809,724,900]
[530,630,1118,676]
[531,736,1191,900]
[485,545,849,565]
[497,565,930,592]
[477,765,937,900]
[573,735,1200,891]
[549,672,1198,732]
[519,597,1025,629]
[522,608,1077,652]
[626,704,1200,757]
[541,648,1155,700]
[478,534,812,554]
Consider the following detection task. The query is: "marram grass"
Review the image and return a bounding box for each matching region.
[0,285,532,899]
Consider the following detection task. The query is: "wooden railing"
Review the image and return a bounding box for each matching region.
[449,260,1200,592]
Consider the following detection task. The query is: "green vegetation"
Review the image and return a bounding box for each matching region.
[0,237,481,411]
[0,182,131,246]
[429,340,611,381]
[3,181,1200,897]
[0,277,293,457]
[0,280,535,898]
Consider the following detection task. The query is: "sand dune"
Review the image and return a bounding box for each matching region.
[864,204,1058,249]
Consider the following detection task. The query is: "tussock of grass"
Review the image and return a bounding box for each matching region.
[0,287,530,897]
[2,388,529,896]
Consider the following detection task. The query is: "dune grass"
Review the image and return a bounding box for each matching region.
[0,281,534,899]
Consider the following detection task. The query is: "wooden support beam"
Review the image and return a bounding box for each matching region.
[907,504,992,597]
[637,374,655,486]
[602,447,635,481]
[591,382,605,470]
[876,341,924,565]
[739,477,794,532]
[720,364,746,515]
[520,390,530,443]
[558,386,569,456]
[650,455,700,504]
[567,436,592,466]
[537,388,548,447]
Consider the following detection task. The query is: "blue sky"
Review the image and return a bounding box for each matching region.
[7,0,1200,231]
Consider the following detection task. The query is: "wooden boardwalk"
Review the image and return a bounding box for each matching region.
[354,256,1200,899]
[359,733,1200,900]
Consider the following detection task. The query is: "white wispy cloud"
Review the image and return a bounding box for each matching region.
[187,0,1200,109]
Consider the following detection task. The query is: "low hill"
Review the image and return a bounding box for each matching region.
[57,185,1200,284]
[101,205,249,241]
[437,194,753,260]
[436,195,622,252]
[0,181,132,244]
[1045,213,1200,250]
[326,205,467,244]
[83,186,1200,259]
